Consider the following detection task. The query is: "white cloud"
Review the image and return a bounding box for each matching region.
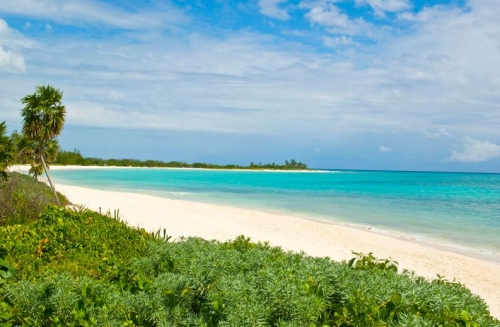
[397,4,462,22]
[2,0,497,142]
[447,138,500,163]
[300,0,372,35]
[259,0,290,20]
[0,0,188,30]
[424,127,451,139]
[379,145,392,152]
[0,18,37,48]
[356,0,411,16]
[0,20,26,73]
[372,0,500,137]
[0,46,26,73]
[322,35,354,47]
[0,18,16,39]
[0,19,8,34]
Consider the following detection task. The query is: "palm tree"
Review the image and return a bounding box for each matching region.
[0,121,13,181]
[21,85,66,205]
[18,137,60,181]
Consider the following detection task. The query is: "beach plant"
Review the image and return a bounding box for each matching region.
[0,206,152,280]
[151,228,172,243]
[0,247,16,327]
[0,172,68,226]
[0,248,16,284]
[20,84,66,205]
[0,203,499,326]
[348,251,399,272]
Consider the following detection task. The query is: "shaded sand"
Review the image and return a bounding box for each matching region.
[54,183,500,319]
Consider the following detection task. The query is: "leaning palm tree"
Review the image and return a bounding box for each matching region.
[0,121,14,181]
[21,85,66,205]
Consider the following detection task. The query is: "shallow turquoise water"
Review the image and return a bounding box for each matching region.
[49,168,500,254]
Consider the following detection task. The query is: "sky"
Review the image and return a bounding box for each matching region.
[1,0,500,172]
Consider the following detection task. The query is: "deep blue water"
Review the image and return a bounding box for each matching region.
[49,168,500,254]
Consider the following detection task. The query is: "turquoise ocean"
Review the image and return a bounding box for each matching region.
[50,168,500,259]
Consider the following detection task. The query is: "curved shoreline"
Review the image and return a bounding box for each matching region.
[9,165,500,318]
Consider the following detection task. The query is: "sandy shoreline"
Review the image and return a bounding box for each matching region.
[14,164,324,173]
[8,165,500,318]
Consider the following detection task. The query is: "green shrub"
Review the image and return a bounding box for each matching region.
[0,206,153,280]
[0,247,16,327]
[0,172,69,226]
[1,207,498,326]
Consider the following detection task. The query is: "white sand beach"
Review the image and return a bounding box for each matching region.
[9,165,500,318]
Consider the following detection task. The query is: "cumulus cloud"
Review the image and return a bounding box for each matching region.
[379,145,392,152]
[300,0,371,36]
[356,0,411,16]
[259,0,290,20]
[0,47,26,73]
[0,20,26,73]
[447,138,500,163]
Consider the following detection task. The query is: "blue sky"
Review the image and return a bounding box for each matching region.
[1,0,499,172]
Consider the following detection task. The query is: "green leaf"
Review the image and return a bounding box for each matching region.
[0,248,7,260]
[460,310,470,321]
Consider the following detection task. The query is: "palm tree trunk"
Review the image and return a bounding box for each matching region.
[40,149,60,206]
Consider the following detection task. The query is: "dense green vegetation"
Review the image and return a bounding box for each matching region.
[0,173,499,326]
[0,173,69,226]
[56,149,309,170]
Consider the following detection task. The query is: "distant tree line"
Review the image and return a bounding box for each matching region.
[55,149,309,170]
